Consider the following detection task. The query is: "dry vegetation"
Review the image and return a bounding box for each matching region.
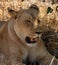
[0,0,58,21]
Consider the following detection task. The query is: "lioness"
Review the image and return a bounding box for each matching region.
[0,4,58,65]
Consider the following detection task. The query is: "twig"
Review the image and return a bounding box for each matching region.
[49,56,55,65]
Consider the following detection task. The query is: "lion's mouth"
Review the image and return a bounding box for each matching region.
[25,32,42,43]
[25,36,37,43]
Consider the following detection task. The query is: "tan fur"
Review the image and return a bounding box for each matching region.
[0,5,58,65]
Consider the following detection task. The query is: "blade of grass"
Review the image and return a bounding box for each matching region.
[49,56,55,65]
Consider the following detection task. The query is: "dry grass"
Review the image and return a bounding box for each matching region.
[0,0,58,21]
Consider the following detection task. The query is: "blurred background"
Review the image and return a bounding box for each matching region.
[0,0,58,21]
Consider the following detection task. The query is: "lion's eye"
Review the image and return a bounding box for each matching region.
[25,20,32,25]
[27,20,31,23]
[24,20,33,27]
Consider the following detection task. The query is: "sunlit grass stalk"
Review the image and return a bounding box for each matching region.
[49,56,55,65]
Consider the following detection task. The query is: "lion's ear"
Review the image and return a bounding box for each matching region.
[8,7,19,19]
[8,7,24,19]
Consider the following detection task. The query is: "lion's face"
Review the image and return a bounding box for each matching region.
[9,4,40,46]
[14,15,39,46]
